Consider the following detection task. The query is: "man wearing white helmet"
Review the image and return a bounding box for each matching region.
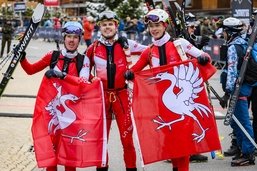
[20,21,91,171]
[85,10,146,171]
[219,17,256,166]
[125,8,213,171]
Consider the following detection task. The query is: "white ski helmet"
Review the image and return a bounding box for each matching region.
[62,21,83,37]
[185,12,200,27]
[222,17,243,32]
[144,9,169,24]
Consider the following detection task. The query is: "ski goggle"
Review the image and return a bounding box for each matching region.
[144,14,160,24]
[97,11,119,23]
[62,25,82,35]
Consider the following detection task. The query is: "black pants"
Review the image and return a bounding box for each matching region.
[250,86,257,143]
[1,36,11,57]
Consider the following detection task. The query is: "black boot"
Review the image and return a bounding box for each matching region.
[231,153,255,166]
[224,145,240,157]
[173,168,178,171]
[224,133,240,157]
[189,154,208,162]
[126,168,137,171]
[232,152,242,160]
[96,167,108,171]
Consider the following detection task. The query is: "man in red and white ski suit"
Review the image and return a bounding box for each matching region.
[20,21,90,171]
[85,11,146,171]
[126,9,211,171]
[20,21,90,86]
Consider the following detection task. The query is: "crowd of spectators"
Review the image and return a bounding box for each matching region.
[1,13,241,52]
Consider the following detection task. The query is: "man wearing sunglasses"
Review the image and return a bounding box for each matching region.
[185,13,210,51]
[126,8,212,171]
[85,10,146,171]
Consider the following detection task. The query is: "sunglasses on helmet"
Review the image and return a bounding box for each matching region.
[62,25,82,35]
[144,14,160,24]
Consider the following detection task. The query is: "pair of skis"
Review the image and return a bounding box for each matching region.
[161,0,189,39]
[0,3,45,97]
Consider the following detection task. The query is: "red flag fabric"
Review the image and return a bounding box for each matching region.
[32,78,107,168]
[132,60,221,165]
[44,0,59,7]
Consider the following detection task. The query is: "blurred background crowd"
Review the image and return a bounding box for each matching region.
[0,0,256,63]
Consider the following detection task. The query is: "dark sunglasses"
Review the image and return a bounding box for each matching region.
[144,14,160,24]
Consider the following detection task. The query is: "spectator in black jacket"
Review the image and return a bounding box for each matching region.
[1,20,14,58]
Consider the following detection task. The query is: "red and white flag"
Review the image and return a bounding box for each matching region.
[132,60,221,164]
[32,78,107,168]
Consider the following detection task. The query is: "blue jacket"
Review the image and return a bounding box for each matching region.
[226,36,248,93]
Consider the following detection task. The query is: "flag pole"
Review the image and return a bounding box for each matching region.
[128,82,145,168]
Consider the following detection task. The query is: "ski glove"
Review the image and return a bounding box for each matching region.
[220,92,230,108]
[118,36,129,49]
[124,70,134,80]
[197,53,211,65]
[45,69,66,79]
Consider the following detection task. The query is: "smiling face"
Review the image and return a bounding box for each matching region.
[99,20,118,39]
[64,34,80,51]
[148,22,166,40]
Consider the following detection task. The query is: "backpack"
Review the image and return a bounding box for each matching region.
[220,43,246,92]
[245,42,257,84]
[50,50,85,75]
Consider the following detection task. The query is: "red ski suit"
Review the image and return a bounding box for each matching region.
[86,38,146,168]
[21,50,90,171]
[130,33,206,171]
[20,50,90,85]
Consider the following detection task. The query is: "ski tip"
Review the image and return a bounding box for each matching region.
[174,2,181,10]
[32,3,45,23]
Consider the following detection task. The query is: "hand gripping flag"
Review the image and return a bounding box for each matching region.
[32,77,107,168]
[132,59,220,165]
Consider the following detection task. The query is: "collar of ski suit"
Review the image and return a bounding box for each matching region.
[152,32,171,47]
[99,34,119,46]
[61,49,78,59]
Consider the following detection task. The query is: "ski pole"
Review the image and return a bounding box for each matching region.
[205,81,223,103]
[232,115,257,149]
[55,39,60,51]
[205,81,224,159]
